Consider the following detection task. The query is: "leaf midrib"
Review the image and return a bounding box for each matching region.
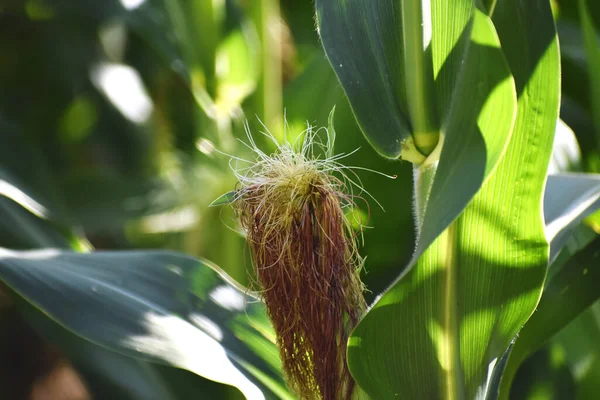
[442,221,465,400]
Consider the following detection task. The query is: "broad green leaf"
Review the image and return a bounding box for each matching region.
[16,301,244,399]
[317,0,516,250]
[315,0,419,156]
[18,305,182,400]
[544,173,600,262]
[348,1,559,398]
[316,0,515,164]
[499,236,600,398]
[0,250,292,400]
[491,170,600,398]
[413,6,516,246]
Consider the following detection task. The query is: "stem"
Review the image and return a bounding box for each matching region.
[413,171,466,400]
[401,0,439,155]
[579,0,600,152]
[191,0,221,97]
[251,0,283,140]
[442,221,465,400]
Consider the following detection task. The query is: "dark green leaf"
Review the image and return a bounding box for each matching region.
[0,250,292,400]
[499,236,600,397]
[347,1,559,398]
[315,0,416,156]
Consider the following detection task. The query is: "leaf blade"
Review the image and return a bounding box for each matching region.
[0,249,292,400]
[347,2,559,398]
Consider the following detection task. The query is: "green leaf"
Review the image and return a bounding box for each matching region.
[315,0,419,157]
[499,236,600,398]
[0,250,292,400]
[316,1,516,163]
[18,306,182,400]
[347,1,559,398]
[209,191,237,207]
[16,302,245,399]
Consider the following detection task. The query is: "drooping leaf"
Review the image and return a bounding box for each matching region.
[0,249,292,400]
[316,0,516,167]
[17,304,186,400]
[346,1,559,398]
[314,0,415,156]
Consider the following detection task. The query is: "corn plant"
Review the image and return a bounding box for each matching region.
[0,0,600,399]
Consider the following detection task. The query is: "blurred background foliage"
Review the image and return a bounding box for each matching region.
[0,0,415,293]
[0,0,599,398]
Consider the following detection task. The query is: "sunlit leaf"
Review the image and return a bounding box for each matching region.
[346,1,559,398]
[0,250,292,400]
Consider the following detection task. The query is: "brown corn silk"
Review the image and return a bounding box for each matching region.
[236,157,366,400]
